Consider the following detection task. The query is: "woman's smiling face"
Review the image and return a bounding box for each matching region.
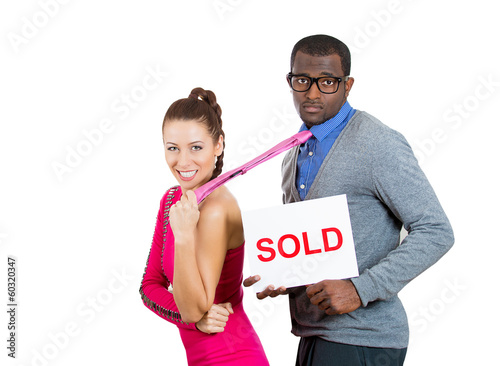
[163,119,223,191]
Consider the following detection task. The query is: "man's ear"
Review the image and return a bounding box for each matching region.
[344,77,355,99]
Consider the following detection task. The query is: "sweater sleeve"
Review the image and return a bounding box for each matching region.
[139,193,197,330]
[350,130,455,306]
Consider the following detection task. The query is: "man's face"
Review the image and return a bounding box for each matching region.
[289,51,354,128]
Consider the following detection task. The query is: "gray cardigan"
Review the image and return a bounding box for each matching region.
[281,110,454,348]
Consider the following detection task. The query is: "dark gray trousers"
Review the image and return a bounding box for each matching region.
[296,336,407,366]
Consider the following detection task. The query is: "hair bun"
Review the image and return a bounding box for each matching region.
[188,92,202,100]
[189,87,222,120]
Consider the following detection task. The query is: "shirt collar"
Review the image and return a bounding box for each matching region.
[299,101,353,142]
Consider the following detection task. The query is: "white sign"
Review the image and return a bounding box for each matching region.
[242,195,358,292]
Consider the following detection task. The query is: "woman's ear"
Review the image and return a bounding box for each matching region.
[215,135,224,156]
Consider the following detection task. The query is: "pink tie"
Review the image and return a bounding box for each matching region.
[194,130,313,203]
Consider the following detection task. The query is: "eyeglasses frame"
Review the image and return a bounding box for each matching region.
[286,73,350,94]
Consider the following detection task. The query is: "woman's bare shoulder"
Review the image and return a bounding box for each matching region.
[199,186,240,216]
[198,186,244,249]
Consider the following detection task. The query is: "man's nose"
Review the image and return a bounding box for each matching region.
[305,80,321,100]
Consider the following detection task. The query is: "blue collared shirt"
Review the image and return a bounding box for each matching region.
[295,101,356,200]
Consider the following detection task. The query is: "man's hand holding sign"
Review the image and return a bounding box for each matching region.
[243,277,361,315]
[242,194,360,314]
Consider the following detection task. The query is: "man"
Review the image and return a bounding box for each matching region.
[244,35,454,365]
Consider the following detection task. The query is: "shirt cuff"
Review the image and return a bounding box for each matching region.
[350,273,380,307]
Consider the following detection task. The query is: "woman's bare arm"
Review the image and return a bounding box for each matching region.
[169,190,232,323]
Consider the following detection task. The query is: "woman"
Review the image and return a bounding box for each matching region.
[139,87,269,365]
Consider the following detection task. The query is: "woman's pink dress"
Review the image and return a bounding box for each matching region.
[140,186,269,365]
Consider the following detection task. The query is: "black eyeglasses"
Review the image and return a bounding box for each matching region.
[287,73,349,94]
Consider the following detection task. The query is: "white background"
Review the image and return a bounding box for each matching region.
[1,1,498,365]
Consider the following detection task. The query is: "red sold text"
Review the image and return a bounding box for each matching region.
[257,228,343,262]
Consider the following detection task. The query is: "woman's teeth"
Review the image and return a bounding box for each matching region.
[179,170,197,178]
